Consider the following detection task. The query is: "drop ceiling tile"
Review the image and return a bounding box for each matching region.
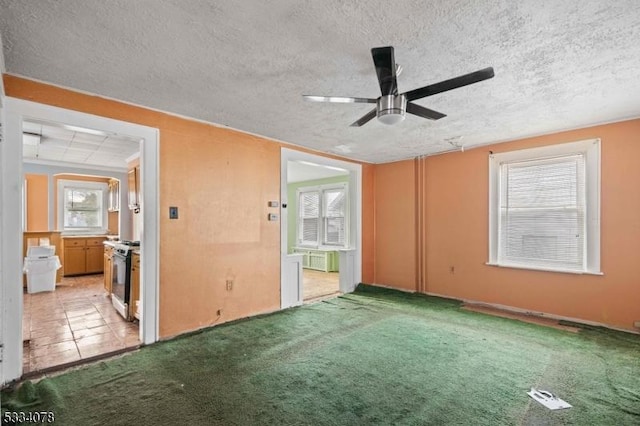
[72,133,107,143]
[40,138,70,148]
[23,145,38,157]
[41,125,75,140]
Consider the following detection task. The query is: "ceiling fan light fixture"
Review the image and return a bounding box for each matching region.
[377,94,407,125]
[377,111,405,125]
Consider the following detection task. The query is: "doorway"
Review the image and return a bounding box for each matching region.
[21,119,142,374]
[1,98,159,383]
[280,148,362,308]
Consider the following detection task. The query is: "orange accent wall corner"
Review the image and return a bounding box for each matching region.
[372,119,640,331]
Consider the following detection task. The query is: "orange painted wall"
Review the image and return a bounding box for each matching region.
[373,119,640,331]
[373,160,416,291]
[4,75,374,338]
[24,174,49,231]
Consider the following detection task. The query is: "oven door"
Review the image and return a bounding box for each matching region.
[111,251,131,319]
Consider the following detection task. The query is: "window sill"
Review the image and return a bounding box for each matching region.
[294,245,347,251]
[485,262,603,276]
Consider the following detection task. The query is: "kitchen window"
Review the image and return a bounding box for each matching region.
[57,179,108,234]
[488,139,601,274]
[297,183,348,247]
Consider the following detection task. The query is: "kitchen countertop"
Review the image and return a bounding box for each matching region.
[64,234,120,240]
[103,241,141,254]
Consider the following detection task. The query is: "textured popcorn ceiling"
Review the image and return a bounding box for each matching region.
[1,0,639,163]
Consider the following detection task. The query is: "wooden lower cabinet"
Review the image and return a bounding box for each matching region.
[63,237,107,276]
[86,246,103,273]
[103,246,113,293]
[64,247,87,275]
[130,252,141,320]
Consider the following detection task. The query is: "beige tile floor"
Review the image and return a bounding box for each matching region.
[23,274,140,374]
[303,269,340,301]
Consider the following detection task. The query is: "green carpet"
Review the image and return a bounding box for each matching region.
[2,285,640,425]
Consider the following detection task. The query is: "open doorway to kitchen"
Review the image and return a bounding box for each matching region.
[280,148,362,309]
[1,98,159,384]
[21,119,142,374]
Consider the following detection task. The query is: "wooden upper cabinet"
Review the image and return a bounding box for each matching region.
[128,167,140,211]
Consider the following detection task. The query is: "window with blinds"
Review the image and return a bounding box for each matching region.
[499,155,585,270]
[297,184,348,247]
[488,139,601,274]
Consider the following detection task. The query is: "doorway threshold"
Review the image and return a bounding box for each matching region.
[303,291,342,304]
[19,345,141,384]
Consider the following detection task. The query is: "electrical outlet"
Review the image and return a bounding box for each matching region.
[226,280,233,291]
[634,321,640,328]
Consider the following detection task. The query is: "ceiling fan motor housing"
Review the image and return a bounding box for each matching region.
[377,94,407,125]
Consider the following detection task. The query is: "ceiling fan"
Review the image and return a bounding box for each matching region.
[303,46,494,126]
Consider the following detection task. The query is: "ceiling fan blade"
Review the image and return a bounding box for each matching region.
[371,46,398,96]
[403,67,495,101]
[303,95,377,104]
[349,108,377,127]
[406,103,446,120]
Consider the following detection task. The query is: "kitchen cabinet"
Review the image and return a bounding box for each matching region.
[130,252,141,320]
[63,237,106,276]
[103,245,113,293]
[128,166,140,212]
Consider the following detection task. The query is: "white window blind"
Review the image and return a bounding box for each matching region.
[488,138,601,275]
[299,191,320,245]
[499,155,585,270]
[323,189,346,245]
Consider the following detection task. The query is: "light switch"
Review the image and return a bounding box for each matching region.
[268,213,279,221]
[268,201,279,207]
[169,206,178,219]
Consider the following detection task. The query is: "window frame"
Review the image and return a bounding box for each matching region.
[487,139,601,275]
[57,179,109,235]
[296,183,349,249]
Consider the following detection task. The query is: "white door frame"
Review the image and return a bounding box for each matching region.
[1,98,160,384]
[280,148,362,308]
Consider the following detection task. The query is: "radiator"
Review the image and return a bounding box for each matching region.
[292,248,339,272]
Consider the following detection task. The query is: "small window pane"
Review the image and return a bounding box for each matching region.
[63,187,104,229]
[325,217,345,245]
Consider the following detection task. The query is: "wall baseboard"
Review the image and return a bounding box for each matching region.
[363,283,638,335]
[424,290,639,335]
